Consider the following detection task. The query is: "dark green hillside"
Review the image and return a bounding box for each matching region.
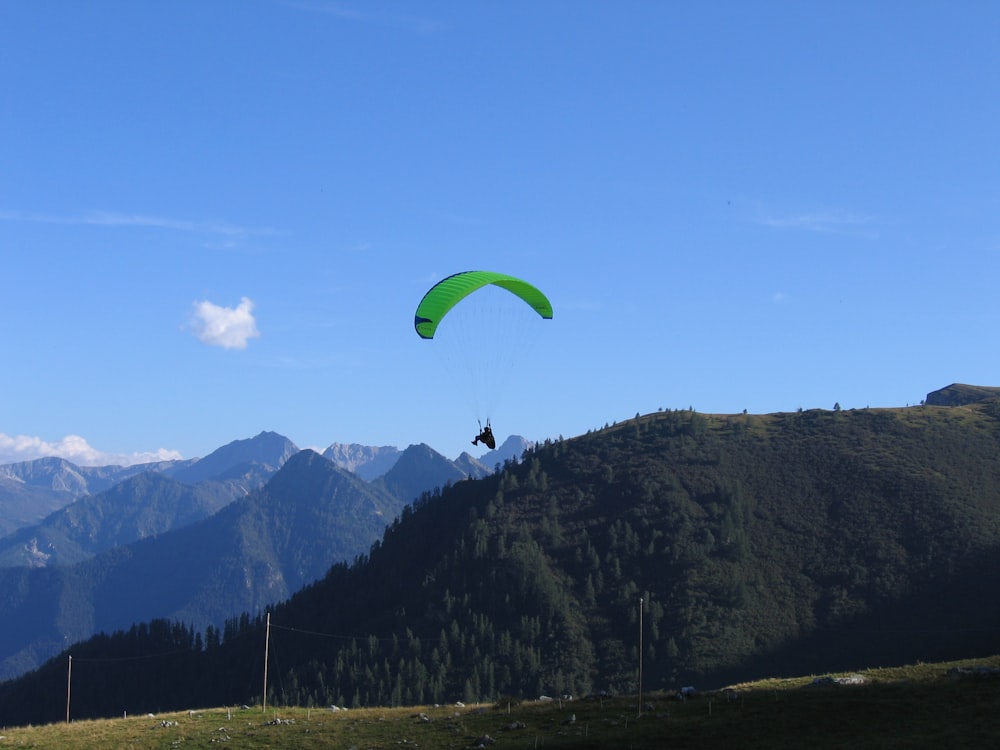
[3,402,1000,723]
[925,382,1000,406]
[296,403,1000,700]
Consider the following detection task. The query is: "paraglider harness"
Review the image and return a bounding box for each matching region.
[472,419,496,450]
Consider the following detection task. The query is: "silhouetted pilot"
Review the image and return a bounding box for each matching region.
[471,420,496,450]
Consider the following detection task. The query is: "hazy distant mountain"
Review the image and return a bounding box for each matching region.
[453,451,489,478]
[0,472,236,568]
[323,443,402,481]
[477,434,533,469]
[0,432,528,540]
[371,443,477,504]
[0,456,196,537]
[323,435,533,483]
[0,455,190,497]
[0,450,406,680]
[0,476,71,539]
[0,456,102,498]
[0,432,301,568]
[166,431,298,485]
[322,436,536,503]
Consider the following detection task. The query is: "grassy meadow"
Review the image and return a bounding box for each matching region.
[1,656,998,749]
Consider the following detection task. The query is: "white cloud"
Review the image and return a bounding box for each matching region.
[0,433,182,467]
[82,211,253,236]
[191,297,261,350]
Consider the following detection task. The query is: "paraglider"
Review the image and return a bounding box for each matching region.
[414,270,552,447]
[471,419,495,449]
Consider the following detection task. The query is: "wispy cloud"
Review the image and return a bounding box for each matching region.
[80,211,267,237]
[285,0,444,33]
[190,297,261,350]
[0,209,276,238]
[0,433,182,467]
[756,209,879,238]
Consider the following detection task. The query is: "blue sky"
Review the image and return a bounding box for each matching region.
[2,1,999,466]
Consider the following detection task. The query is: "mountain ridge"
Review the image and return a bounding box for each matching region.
[1,433,532,540]
[0,431,302,568]
[0,449,409,680]
[0,456,198,537]
[925,382,1000,406]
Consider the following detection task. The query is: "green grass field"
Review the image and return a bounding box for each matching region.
[3,656,998,749]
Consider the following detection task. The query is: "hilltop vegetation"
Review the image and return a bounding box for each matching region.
[925,382,1000,406]
[3,401,1000,725]
[3,657,1000,749]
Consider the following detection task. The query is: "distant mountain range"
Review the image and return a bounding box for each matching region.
[0,432,299,568]
[0,472,236,568]
[0,456,198,537]
[322,443,402,481]
[0,431,530,545]
[0,430,533,679]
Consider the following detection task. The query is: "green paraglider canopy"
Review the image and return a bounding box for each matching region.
[414,270,553,340]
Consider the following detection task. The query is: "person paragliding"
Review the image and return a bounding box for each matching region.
[414,270,552,451]
[471,419,496,449]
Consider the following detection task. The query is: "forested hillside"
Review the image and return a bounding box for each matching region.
[4,402,1000,724]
